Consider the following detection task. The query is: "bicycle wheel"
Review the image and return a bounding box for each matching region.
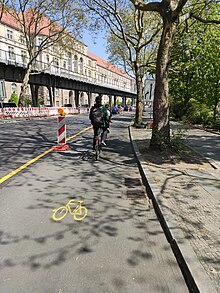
[73,206,88,221]
[52,206,68,221]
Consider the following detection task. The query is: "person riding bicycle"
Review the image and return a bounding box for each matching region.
[105,104,111,133]
[89,95,109,149]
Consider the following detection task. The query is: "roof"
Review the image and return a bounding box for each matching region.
[88,51,133,81]
[0,8,61,35]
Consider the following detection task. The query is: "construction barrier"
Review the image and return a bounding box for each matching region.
[0,106,88,119]
[53,109,70,151]
[57,116,66,144]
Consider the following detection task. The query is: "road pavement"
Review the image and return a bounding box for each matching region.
[0,115,188,292]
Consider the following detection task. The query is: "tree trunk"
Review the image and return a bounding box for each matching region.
[134,66,143,126]
[19,64,32,106]
[150,20,177,149]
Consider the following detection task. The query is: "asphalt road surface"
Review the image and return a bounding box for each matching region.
[0,114,188,293]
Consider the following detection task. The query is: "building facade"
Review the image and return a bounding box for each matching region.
[0,9,136,107]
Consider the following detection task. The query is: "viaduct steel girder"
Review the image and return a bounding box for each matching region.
[0,62,137,99]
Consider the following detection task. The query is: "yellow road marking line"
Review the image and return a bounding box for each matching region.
[0,126,92,185]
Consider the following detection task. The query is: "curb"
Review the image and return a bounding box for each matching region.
[128,125,218,293]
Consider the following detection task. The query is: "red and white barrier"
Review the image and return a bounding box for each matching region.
[53,115,70,151]
[57,116,66,144]
[0,106,89,119]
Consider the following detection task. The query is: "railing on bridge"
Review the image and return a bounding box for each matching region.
[0,48,137,94]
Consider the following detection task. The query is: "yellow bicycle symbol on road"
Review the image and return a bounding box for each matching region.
[52,200,88,221]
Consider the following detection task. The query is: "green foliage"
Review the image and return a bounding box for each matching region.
[169,2,220,128]
[38,96,44,106]
[170,128,186,153]
[9,92,19,106]
[24,98,32,107]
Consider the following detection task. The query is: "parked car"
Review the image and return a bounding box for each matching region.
[81,104,89,108]
[124,104,132,111]
[111,105,120,114]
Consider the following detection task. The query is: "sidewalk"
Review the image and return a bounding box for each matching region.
[130,126,220,292]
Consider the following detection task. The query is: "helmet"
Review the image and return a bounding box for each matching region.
[95,95,102,103]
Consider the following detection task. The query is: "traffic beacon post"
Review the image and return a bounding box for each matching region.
[53,108,70,151]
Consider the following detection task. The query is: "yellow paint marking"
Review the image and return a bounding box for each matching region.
[52,199,88,221]
[0,126,92,185]
[66,126,92,142]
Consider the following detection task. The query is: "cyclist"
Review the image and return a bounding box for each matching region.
[105,104,111,133]
[89,95,109,149]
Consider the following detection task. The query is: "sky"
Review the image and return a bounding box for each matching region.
[81,30,109,61]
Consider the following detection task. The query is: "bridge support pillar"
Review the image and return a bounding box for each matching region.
[47,86,55,107]
[108,95,112,109]
[75,89,80,108]
[69,90,74,106]
[122,97,126,107]
[30,84,39,107]
[87,91,92,108]
[113,95,117,106]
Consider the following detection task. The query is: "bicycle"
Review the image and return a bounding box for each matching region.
[95,128,103,161]
[52,200,88,221]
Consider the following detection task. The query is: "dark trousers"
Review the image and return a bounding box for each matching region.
[93,127,107,149]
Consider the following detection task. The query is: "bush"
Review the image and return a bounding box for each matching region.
[185,101,212,125]
[9,92,19,106]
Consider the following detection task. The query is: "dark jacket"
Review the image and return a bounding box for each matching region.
[89,103,109,128]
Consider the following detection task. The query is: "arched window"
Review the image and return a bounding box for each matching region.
[74,55,78,73]
[79,57,83,75]
[11,83,17,94]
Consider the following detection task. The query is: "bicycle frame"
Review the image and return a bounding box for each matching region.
[67,200,83,214]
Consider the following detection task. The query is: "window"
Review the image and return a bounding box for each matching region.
[88,70,91,77]
[7,29,13,40]
[11,83,17,94]
[53,58,59,73]
[63,61,66,69]
[79,57,83,75]
[20,35,25,44]
[74,55,78,73]
[8,46,15,60]
[21,50,27,63]
[67,53,71,71]
[88,60,91,67]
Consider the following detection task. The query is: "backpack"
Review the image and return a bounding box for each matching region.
[91,106,104,127]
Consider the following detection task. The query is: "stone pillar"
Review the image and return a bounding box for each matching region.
[114,95,117,106]
[87,92,92,108]
[75,89,80,108]
[69,90,74,106]
[47,86,54,107]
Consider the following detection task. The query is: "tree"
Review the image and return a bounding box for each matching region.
[9,92,19,106]
[130,0,220,149]
[170,4,220,123]
[79,0,161,126]
[0,0,8,20]
[4,0,85,106]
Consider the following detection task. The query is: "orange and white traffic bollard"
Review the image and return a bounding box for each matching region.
[54,108,70,151]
